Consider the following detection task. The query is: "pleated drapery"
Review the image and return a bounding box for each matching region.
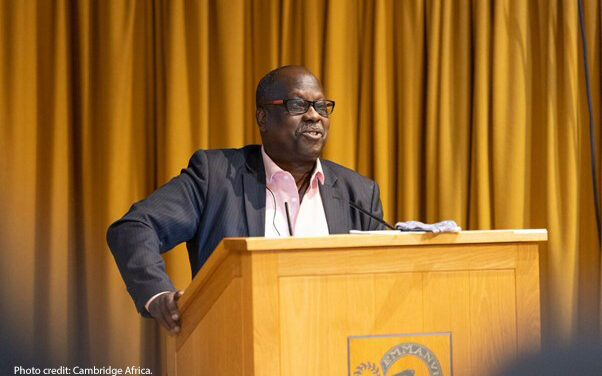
[0,0,600,371]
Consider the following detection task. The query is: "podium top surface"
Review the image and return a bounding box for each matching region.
[221,229,547,252]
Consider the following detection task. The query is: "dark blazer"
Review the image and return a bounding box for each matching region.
[107,145,384,315]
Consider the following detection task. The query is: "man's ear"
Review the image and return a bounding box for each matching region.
[256,107,268,132]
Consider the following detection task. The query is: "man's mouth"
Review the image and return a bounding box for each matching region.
[299,127,324,140]
[305,130,322,136]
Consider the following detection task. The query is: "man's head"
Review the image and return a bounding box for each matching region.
[256,65,334,167]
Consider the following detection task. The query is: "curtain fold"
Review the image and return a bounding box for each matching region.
[0,0,599,370]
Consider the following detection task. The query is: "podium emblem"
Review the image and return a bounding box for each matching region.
[348,332,452,376]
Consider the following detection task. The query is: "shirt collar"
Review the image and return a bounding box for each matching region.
[261,145,325,187]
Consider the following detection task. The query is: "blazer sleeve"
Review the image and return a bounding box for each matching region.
[369,181,386,231]
[106,150,209,316]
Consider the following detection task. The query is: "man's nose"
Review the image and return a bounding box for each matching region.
[303,104,321,121]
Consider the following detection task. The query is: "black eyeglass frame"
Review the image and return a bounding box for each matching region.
[261,99,335,117]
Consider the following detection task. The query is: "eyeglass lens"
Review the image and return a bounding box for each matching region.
[286,99,334,116]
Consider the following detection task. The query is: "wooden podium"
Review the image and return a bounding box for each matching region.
[166,230,546,376]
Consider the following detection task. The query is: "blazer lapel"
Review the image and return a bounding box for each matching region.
[242,147,266,237]
[319,160,350,234]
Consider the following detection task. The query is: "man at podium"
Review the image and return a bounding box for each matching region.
[107,65,385,334]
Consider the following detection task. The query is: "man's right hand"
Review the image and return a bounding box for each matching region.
[147,290,184,334]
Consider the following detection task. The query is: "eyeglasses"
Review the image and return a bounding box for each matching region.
[261,99,335,117]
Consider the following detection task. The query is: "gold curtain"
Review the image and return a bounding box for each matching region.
[0,0,600,371]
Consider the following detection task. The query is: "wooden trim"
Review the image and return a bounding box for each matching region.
[165,334,176,376]
[176,253,241,350]
[177,242,231,314]
[223,229,548,252]
[277,244,518,277]
[248,253,281,375]
[515,243,541,352]
[241,254,255,375]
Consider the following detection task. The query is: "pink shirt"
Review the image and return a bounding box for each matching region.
[261,146,329,237]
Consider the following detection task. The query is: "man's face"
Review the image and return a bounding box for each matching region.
[258,72,330,166]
